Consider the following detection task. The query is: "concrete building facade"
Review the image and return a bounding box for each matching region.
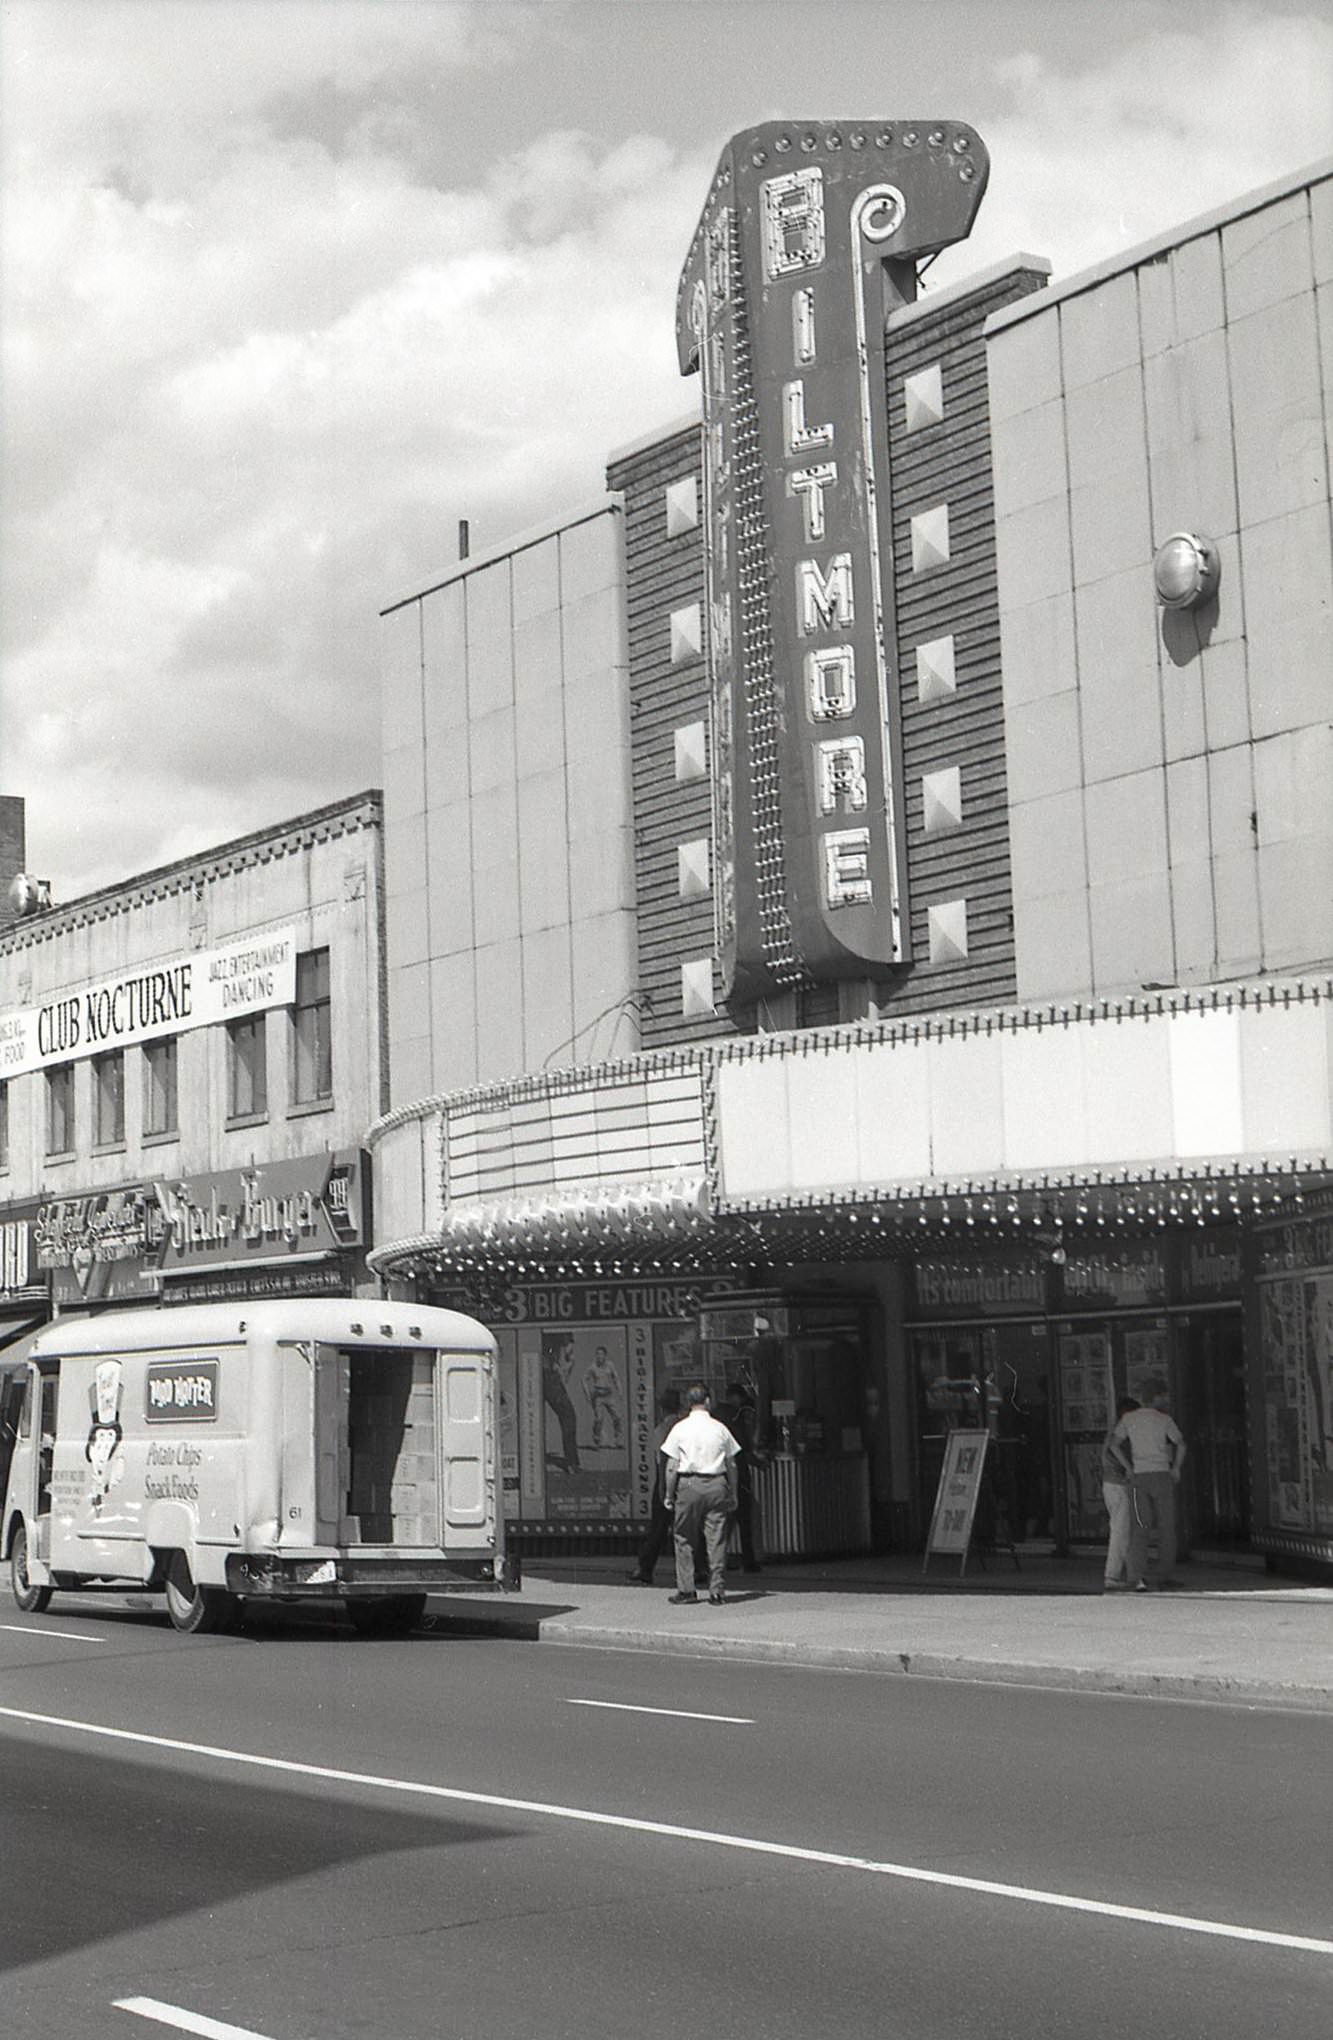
[370,139,1332,1574]
[0,792,386,1335]
[381,506,636,1107]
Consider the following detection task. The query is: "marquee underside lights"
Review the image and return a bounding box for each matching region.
[675,121,989,1002]
[368,1160,1328,1293]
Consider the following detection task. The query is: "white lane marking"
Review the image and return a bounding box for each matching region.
[0,1623,106,1643]
[4,1704,1329,1959]
[113,1997,276,2039]
[565,1697,754,1724]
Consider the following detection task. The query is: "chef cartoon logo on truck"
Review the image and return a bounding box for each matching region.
[84,1359,125,1510]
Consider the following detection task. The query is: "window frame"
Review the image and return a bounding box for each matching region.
[226,1012,269,1126]
[45,1063,75,1157]
[91,1047,126,1150]
[142,1036,179,1142]
[290,946,333,1111]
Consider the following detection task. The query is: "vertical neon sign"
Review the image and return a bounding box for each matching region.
[676,123,989,1002]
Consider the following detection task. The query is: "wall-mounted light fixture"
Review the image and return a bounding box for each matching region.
[1152,531,1221,610]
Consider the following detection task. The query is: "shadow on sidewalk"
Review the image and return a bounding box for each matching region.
[520,1548,1277,1598]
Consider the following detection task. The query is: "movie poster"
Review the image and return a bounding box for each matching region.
[538,1326,632,1521]
[1260,1274,1333,1536]
[496,1344,520,1519]
[1058,1330,1112,1539]
[1123,1324,1170,1405]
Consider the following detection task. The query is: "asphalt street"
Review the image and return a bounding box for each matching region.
[1,1598,1330,2040]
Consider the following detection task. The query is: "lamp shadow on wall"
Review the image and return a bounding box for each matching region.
[1161,595,1219,666]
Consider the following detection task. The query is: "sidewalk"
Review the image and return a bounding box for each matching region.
[424,1548,1333,1713]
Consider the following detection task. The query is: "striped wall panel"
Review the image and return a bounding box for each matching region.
[880,265,1049,1013]
[608,423,751,1049]
[608,266,1047,1048]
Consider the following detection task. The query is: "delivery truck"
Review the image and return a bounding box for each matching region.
[0,1297,518,1635]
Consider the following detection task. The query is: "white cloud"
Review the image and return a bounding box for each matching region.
[941,9,1333,283]
[1,1,1329,900]
[3,114,705,892]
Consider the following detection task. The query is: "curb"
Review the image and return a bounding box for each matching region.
[422,1607,1333,1714]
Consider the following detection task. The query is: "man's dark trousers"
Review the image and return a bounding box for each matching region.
[631,1475,672,1582]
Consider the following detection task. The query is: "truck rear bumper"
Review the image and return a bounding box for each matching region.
[226,1552,521,1597]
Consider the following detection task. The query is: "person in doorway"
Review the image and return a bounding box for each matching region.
[626,1389,681,1586]
[662,1384,739,1605]
[717,1381,763,1573]
[1101,1396,1140,1591]
[1109,1386,1187,1589]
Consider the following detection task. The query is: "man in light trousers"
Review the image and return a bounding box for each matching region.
[1101,1395,1140,1591]
[1109,1387,1187,1590]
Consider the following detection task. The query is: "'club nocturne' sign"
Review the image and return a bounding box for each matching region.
[0,929,297,1077]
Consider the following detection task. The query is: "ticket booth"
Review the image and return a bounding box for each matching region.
[697,1291,873,1558]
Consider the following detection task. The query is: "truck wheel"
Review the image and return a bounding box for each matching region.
[346,1593,427,1638]
[10,1524,53,1615]
[164,1554,233,1635]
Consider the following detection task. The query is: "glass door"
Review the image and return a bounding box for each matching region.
[913,1323,1051,1549]
[1177,1313,1248,1544]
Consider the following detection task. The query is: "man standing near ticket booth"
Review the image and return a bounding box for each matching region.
[662,1385,739,1605]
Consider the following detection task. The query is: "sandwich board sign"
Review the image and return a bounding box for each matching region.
[924,1428,989,1575]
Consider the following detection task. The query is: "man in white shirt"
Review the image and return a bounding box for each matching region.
[662,1385,739,1605]
[1108,1388,1187,1589]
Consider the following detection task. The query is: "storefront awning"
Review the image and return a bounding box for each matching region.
[0,1317,49,1374]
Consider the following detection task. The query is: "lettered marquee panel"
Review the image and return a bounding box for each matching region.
[715,987,1333,1201]
[446,1067,707,1205]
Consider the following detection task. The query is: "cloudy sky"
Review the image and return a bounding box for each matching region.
[2,0,1330,904]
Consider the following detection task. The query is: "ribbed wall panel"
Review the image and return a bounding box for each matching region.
[608,424,751,1049]
[608,267,1048,1045]
[878,267,1049,1015]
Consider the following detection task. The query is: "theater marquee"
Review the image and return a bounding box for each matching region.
[676,122,989,999]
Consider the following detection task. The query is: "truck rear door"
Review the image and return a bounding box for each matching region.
[314,1342,496,1554]
[439,1350,495,1549]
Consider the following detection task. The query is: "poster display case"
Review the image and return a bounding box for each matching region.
[1253,1204,1333,1565]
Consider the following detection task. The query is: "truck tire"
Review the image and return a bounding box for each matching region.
[345,1593,427,1638]
[10,1524,53,1615]
[163,1554,233,1635]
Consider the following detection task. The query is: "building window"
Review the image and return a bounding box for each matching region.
[46,1064,75,1155]
[92,1049,126,1148]
[227,1014,268,1121]
[291,948,332,1106]
[0,1081,8,1170]
[143,1038,178,1139]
